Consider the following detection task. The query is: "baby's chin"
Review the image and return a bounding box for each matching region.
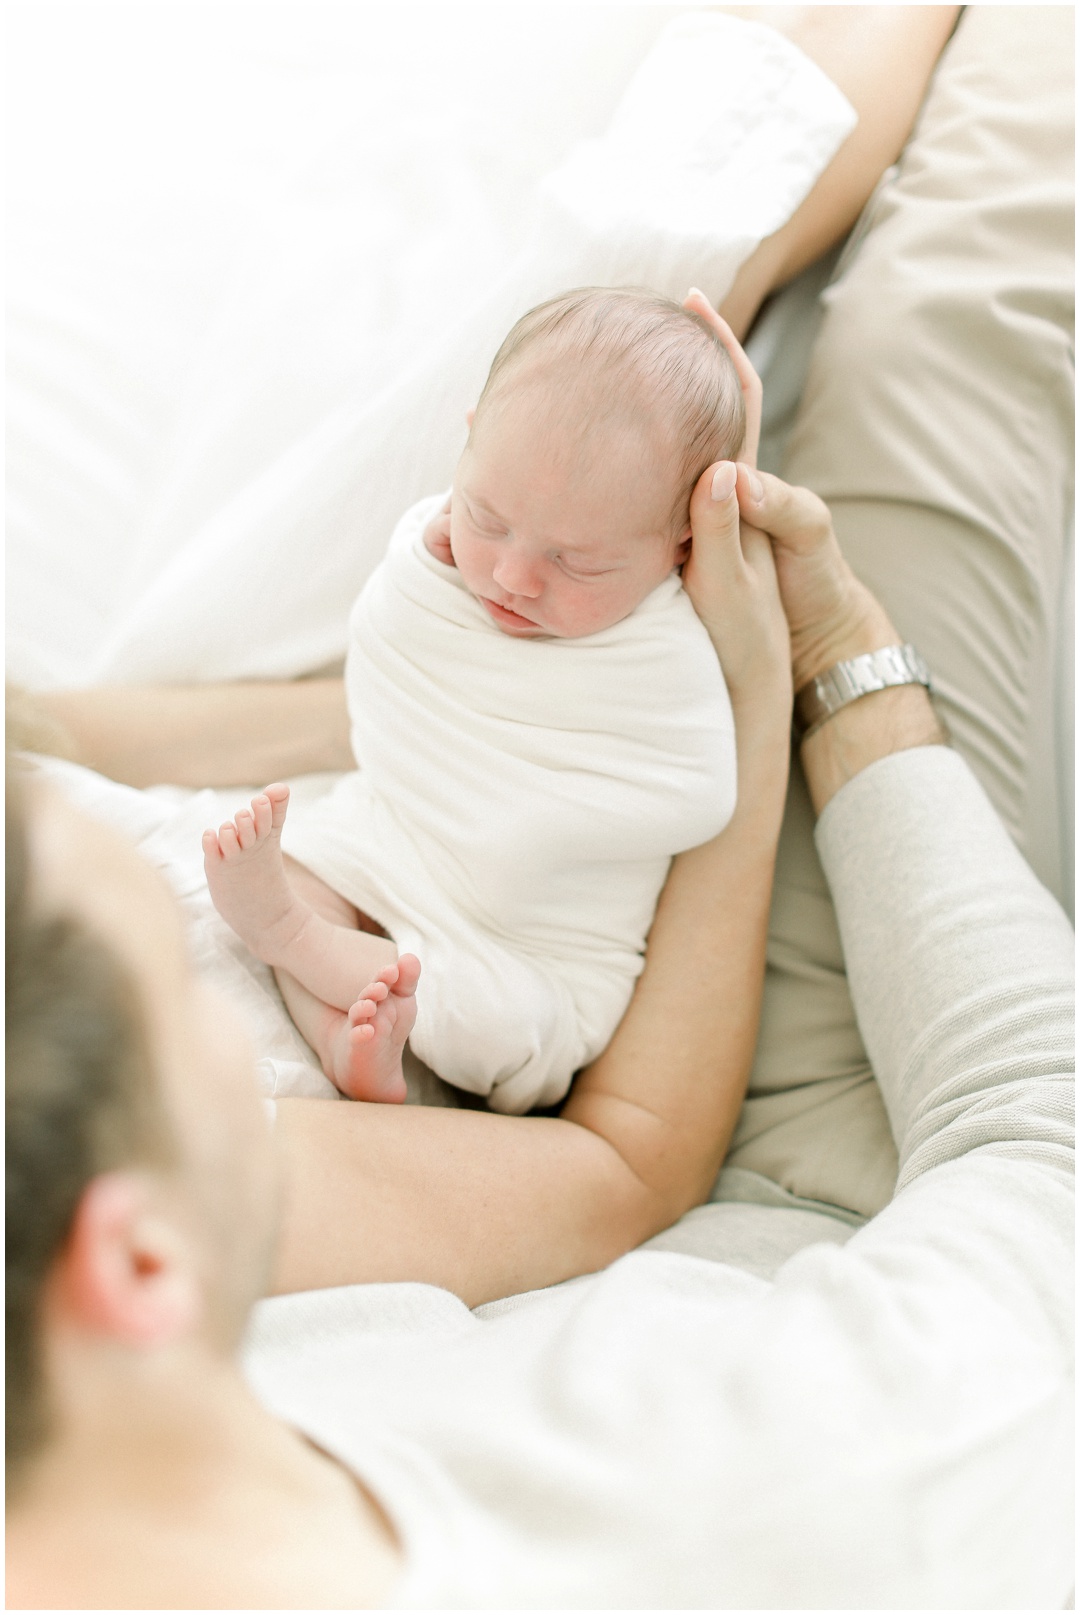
[476,584,670,640]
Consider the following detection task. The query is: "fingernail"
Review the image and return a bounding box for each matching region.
[687,285,704,300]
[745,468,764,502]
[711,461,737,501]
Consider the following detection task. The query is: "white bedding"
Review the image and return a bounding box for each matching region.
[8,6,855,689]
[31,754,342,1100]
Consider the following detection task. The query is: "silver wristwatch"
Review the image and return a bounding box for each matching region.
[793,644,932,742]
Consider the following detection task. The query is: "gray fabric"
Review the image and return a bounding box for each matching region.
[817,748,1074,1192]
[724,2,1075,1216]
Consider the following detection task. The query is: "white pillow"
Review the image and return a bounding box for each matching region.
[8,9,854,687]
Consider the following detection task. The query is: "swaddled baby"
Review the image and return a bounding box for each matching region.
[204,287,744,1113]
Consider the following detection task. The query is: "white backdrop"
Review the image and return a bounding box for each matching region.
[7,4,682,683]
[7,3,855,686]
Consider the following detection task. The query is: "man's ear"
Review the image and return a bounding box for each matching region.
[465,407,476,428]
[49,1173,202,1347]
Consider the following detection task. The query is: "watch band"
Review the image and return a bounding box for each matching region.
[793,644,932,742]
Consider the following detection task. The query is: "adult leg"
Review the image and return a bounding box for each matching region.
[725,4,1074,1216]
[719,5,960,337]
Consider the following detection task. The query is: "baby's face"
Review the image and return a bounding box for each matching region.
[450,386,687,640]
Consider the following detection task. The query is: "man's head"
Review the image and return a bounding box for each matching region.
[6,768,277,1491]
[450,286,745,638]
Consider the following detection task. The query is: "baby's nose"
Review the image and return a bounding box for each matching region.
[492,549,544,598]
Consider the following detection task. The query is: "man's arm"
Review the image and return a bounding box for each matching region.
[272,468,792,1307]
[25,679,354,788]
[273,737,785,1305]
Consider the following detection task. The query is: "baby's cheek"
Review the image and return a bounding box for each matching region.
[453,541,489,597]
[558,575,647,637]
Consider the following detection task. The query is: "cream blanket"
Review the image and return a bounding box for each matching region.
[282,493,735,1111]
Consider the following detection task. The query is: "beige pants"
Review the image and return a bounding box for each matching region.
[725,5,1075,1216]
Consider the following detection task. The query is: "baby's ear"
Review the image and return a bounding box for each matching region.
[465,407,476,428]
[674,532,693,567]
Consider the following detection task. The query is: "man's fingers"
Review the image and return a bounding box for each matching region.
[735,467,833,554]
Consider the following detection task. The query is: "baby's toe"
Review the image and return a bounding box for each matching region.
[218,822,241,858]
[250,794,272,838]
[234,809,257,851]
[393,954,422,996]
[265,783,290,830]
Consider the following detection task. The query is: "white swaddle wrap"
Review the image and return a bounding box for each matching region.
[283,493,736,1111]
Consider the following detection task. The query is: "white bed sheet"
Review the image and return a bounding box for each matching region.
[7,4,854,687]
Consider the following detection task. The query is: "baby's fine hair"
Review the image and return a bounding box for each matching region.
[473,286,746,531]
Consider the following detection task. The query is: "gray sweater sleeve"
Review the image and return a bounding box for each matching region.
[815,746,1073,1192]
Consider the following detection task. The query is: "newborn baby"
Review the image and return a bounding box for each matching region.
[204,287,744,1113]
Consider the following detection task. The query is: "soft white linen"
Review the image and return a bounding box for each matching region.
[281,494,735,1110]
[244,747,1074,1609]
[7,9,855,689]
[25,751,482,1110]
[25,755,341,1099]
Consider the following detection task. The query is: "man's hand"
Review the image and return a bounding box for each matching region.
[735,469,899,691]
[734,468,944,809]
[422,495,454,567]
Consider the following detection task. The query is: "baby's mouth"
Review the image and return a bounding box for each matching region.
[481,597,542,630]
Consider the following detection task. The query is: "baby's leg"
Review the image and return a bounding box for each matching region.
[202,784,396,1010]
[277,957,421,1104]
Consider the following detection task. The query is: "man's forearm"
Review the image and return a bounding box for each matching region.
[777,558,947,814]
[817,746,1074,1186]
[565,713,789,1216]
[274,711,790,1305]
[800,683,946,815]
[32,680,352,787]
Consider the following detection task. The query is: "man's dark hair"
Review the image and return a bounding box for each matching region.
[5,768,172,1478]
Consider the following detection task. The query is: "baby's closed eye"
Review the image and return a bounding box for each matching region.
[556,556,615,579]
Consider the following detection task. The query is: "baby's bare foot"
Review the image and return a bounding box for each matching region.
[330,955,421,1104]
[202,784,310,962]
